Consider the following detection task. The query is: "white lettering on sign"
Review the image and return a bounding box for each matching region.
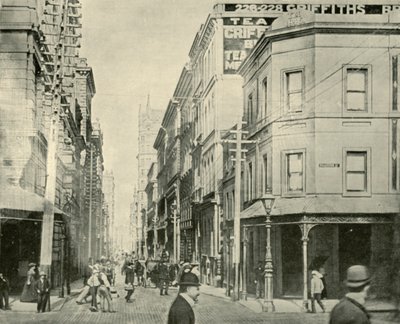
[223,25,268,73]
[225,4,400,15]
[224,26,266,39]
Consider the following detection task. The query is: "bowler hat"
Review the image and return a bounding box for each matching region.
[345,265,371,288]
[179,272,200,287]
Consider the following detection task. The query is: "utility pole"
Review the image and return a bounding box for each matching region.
[223,118,254,301]
[88,144,93,259]
[232,121,242,301]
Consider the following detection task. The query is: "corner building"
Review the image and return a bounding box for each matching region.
[238,9,400,306]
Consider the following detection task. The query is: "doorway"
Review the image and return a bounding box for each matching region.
[281,225,302,296]
[339,224,371,293]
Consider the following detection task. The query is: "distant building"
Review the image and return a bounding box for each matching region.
[134,97,163,257]
[103,170,115,256]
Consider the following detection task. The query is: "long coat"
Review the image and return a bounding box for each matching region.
[167,295,195,324]
[330,297,371,324]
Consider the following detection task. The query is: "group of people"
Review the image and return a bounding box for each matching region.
[76,257,117,312]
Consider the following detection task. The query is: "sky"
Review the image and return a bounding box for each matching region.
[80,0,217,233]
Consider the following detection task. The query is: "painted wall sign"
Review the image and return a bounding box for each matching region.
[225,4,400,15]
[223,17,272,74]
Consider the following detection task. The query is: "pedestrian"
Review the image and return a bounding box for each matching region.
[98,271,115,313]
[34,271,50,313]
[167,271,200,324]
[20,262,38,302]
[135,260,145,287]
[174,260,191,286]
[122,255,135,302]
[319,267,328,299]
[330,265,371,324]
[159,261,170,296]
[311,270,325,313]
[254,261,265,299]
[87,267,100,312]
[0,272,11,311]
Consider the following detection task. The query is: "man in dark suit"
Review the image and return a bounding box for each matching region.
[330,265,371,324]
[34,271,50,313]
[0,272,11,310]
[168,272,200,324]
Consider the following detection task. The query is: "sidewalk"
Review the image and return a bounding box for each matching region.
[9,279,84,313]
[199,284,398,315]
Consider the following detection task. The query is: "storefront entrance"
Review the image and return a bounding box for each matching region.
[339,224,371,292]
[281,225,303,297]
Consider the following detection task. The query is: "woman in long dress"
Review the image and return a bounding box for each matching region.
[20,263,38,302]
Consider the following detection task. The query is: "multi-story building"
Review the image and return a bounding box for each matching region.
[145,162,158,258]
[103,170,115,257]
[237,8,400,308]
[75,58,96,269]
[86,121,104,259]
[154,66,193,263]
[135,97,163,257]
[187,2,278,286]
[0,0,97,289]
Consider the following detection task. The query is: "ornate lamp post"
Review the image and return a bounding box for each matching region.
[263,215,275,312]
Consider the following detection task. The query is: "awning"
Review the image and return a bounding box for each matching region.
[240,199,274,219]
[270,195,400,216]
[0,186,64,214]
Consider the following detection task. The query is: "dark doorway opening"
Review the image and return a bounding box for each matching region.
[339,224,371,294]
[281,225,302,296]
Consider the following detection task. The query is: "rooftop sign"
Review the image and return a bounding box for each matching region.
[224,4,400,14]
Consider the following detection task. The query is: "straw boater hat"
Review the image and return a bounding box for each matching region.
[28,263,36,267]
[345,265,371,288]
[39,271,46,277]
[179,272,201,287]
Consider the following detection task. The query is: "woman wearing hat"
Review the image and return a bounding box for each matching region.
[20,263,39,302]
[168,271,200,324]
[330,265,371,324]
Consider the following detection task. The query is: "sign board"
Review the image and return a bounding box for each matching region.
[224,4,400,15]
[223,17,274,74]
[319,163,340,168]
[222,4,400,74]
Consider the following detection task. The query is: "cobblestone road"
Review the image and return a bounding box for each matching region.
[0,279,395,324]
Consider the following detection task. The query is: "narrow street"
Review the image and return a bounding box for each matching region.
[0,274,394,324]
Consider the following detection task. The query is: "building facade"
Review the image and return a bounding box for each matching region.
[134,97,163,257]
[103,170,115,257]
[0,0,101,290]
[187,2,277,286]
[237,9,400,307]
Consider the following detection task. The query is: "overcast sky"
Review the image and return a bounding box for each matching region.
[80,0,217,233]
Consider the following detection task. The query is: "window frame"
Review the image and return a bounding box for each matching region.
[263,77,268,118]
[282,149,306,197]
[282,68,305,114]
[343,65,372,114]
[343,148,371,197]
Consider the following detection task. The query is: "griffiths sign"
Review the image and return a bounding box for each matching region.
[223,4,400,74]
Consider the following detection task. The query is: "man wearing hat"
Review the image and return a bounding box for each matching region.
[167,271,200,324]
[34,271,50,313]
[330,265,371,324]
